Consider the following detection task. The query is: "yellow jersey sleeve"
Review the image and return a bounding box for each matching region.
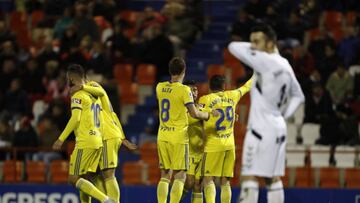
[238,77,252,97]
[58,107,81,142]
[183,86,194,106]
[71,93,84,110]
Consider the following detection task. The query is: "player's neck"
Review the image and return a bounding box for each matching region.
[170,76,182,83]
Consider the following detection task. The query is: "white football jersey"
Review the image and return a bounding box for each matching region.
[229,42,304,134]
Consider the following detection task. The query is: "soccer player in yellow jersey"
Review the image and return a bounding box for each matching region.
[199,75,252,203]
[156,57,219,203]
[52,64,114,203]
[69,80,137,203]
[182,80,205,203]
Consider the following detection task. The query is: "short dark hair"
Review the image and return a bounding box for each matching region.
[67,64,85,78]
[183,79,196,86]
[251,23,277,42]
[209,75,225,91]
[169,57,186,75]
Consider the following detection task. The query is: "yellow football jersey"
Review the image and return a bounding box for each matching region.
[84,81,125,140]
[156,81,194,144]
[71,90,103,149]
[199,78,252,152]
[188,114,203,156]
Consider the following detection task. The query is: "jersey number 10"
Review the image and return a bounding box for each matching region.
[91,103,101,128]
[216,106,234,131]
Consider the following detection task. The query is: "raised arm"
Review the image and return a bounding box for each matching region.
[238,76,253,96]
[228,42,269,73]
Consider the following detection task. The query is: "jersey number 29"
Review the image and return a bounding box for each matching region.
[215,106,234,131]
[91,103,101,128]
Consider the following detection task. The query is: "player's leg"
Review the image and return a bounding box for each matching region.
[99,138,122,203]
[157,141,172,203]
[202,151,224,203]
[265,177,284,203]
[238,176,259,203]
[221,150,235,203]
[238,131,260,203]
[169,143,189,203]
[192,178,203,203]
[170,170,187,203]
[68,148,112,203]
[182,174,195,200]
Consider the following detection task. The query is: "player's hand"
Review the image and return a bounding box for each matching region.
[211,109,220,117]
[123,139,137,151]
[52,139,64,150]
[70,85,83,96]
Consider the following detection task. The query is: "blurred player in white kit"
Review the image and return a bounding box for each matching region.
[228,24,305,203]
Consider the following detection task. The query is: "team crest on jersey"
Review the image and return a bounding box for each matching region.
[72,98,82,104]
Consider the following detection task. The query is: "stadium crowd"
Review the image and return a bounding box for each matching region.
[0,0,359,162]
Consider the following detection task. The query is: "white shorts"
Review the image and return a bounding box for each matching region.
[241,128,286,178]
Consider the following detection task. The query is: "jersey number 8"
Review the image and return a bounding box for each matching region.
[215,106,234,131]
[91,103,101,128]
[160,99,170,122]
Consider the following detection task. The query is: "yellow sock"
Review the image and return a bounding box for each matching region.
[157,178,170,203]
[192,192,203,203]
[170,179,185,203]
[79,191,91,203]
[204,182,216,203]
[93,174,106,194]
[105,177,120,203]
[76,178,108,202]
[221,184,231,203]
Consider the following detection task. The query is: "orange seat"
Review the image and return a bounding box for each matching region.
[122,161,145,185]
[319,167,340,188]
[3,160,23,183]
[323,11,343,28]
[281,168,291,187]
[295,167,313,188]
[113,64,133,86]
[50,160,69,184]
[137,64,156,85]
[120,83,139,104]
[26,161,46,183]
[31,10,44,28]
[330,28,343,44]
[345,168,360,188]
[66,140,76,158]
[147,162,161,185]
[207,64,226,79]
[140,142,158,165]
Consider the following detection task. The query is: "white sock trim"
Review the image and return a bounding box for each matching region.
[268,181,283,191]
[241,180,259,190]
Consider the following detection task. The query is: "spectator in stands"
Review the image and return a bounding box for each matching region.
[278,10,305,48]
[135,6,165,36]
[91,0,116,23]
[73,3,100,41]
[25,0,43,14]
[243,0,267,20]
[301,69,322,94]
[230,8,254,41]
[32,116,62,164]
[12,116,39,159]
[20,59,46,95]
[43,99,69,130]
[141,24,174,80]
[0,20,16,45]
[0,59,17,95]
[326,63,354,105]
[308,27,336,69]
[53,7,74,40]
[63,45,87,67]
[298,0,321,28]
[139,107,159,146]
[45,70,69,101]
[0,112,13,146]
[106,23,132,62]
[88,42,111,77]
[0,41,17,64]
[304,83,334,123]
[37,40,60,67]
[314,43,338,81]
[292,45,315,84]
[164,2,198,53]
[60,25,79,54]
[3,78,30,116]
[338,25,360,67]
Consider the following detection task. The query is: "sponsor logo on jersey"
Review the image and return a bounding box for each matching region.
[71,98,81,104]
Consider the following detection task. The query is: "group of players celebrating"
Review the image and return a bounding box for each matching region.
[53,23,304,203]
